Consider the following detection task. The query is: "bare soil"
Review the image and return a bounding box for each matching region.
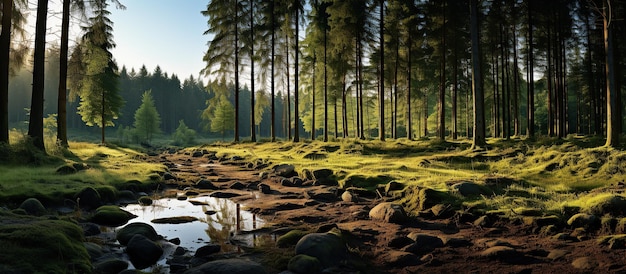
[150,150,626,274]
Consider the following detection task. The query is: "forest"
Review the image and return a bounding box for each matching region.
[1,0,626,149]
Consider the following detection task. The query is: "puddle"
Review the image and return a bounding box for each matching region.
[119,195,265,253]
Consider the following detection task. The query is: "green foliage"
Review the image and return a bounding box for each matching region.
[172,120,196,146]
[133,90,161,143]
[205,94,235,140]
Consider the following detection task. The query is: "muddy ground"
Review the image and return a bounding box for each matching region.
[149,149,626,274]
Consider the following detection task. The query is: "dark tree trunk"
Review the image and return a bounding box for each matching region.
[604,1,619,146]
[527,0,535,137]
[294,8,300,142]
[28,0,49,151]
[271,0,276,141]
[0,0,12,143]
[378,0,385,141]
[234,1,240,142]
[470,0,486,149]
[250,0,256,142]
[437,1,446,140]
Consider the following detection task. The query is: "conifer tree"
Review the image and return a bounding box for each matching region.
[133,90,160,143]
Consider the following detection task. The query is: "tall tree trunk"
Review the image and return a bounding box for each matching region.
[512,24,520,137]
[437,0,446,140]
[312,52,316,140]
[250,0,256,142]
[406,41,412,140]
[527,0,535,137]
[342,72,348,138]
[470,0,486,150]
[286,33,291,139]
[378,0,385,141]
[392,38,399,139]
[270,0,276,141]
[452,38,458,140]
[234,1,240,142]
[604,0,619,147]
[547,26,554,136]
[0,0,12,143]
[323,27,328,141]
[28,0,49,151]
[293,8,300,142]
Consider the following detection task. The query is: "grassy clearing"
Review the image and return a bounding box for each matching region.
[0,140,165,206]
[199,137,626,218]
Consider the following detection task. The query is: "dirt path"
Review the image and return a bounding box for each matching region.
[150,150,626,274]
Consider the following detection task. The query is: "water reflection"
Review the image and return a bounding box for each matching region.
[120,194,264,252]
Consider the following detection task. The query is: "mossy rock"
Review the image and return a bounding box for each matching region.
[288,254,321,274]
[18,198,46,216]
[139,196,153,205]
[276,230,309,248]
[94,185,119,203]
[584,194,626,216]
[116,222,160,246]
[0,211,91,273]
[343,174,393,189]
[401,186,458,215]
[89,206,136,227]
[56,164,78,175]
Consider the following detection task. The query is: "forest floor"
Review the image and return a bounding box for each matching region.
[147,137,626,273]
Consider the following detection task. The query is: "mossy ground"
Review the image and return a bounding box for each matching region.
[198,137,626,219]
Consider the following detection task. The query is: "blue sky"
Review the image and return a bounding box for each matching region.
[109,1,209,81]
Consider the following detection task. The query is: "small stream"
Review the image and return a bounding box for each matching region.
[120,195,265,252]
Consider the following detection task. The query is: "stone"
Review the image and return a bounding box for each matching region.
[163,172,177,181]
[126,234,164,270]
[194,244,221,257]
[90,206,136,227]
[380,251,421,267]
[93,259,129,274]
[209,192,242,198]
[369,202,407,224]
[341,191,358,203]
[567,213,600,230]
[546,249,570,261]
[259,183,271,194]
[184,258,267,274]
[388,236,413,249]
[288,254,321,274]
[56,164,77,175]
[18,198,46,216]
[451,182,487,197]
[117,222,160,245]
[81,222,101,236]
[384,181,405,194]
[403,233,444,255]
[480,246,522,262]
[273,164,297,178]
[192,151,204,157]
[571,257,598,270]
[229,181,246,190]
[295,231,351,269]
[586,195,626,216]
[196,179,218,190]
[474,215,490,227]
[84,242,104,260]
[138,196,153,206]
[276,230,308,248]
[75,187,102,210]
[442,237,473,247]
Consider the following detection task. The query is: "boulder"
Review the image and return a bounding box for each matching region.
[259,183,271,194]
[585,194,626,216]
[276,230,308,248]
[93,259,129,274]
[312,169,334,180]
[18,198,46,216]
[184,258,267,274]
[384,181,405,194]
[451,182,488,197]
[567,213,600,230]
[75,187,102,210]
[116,222,160,245]
[380,251,421,267]
[571,257,598,270]
[194,244,221,258]
[341,191,358,203]
[196,179,218,190]
[294,230,351,269]
[229,181,246,190]
[273,164,297,178]
[56,164,77,175]
[403,233,444,255]
[126,234,163,269]
[288,254,321,274]
[369,202,407,224]
[90,206,136,227]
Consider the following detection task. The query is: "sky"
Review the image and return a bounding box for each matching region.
[108,1,209,81]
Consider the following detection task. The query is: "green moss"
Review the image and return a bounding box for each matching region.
[0,210,91,273]
[89,205,136,226]
[276,230,309,248]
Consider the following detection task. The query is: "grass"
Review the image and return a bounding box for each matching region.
[195,137,626,218]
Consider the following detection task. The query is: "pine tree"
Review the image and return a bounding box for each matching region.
[210,94,236,140]
[133,90,160,143]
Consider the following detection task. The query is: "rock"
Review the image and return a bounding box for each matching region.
[451,182,488,197]
[169,238,181,245]
[274,164,297,178]
[403,233,444,255]
[196,179,218,190]
[276,230,308,248]
[567,213,600,230]
[369,202,407,224]
[81,222,101,236]
[288,254,321,274]
[138,196,153,206]
[117,222,160,246]
[229,181,246,190]
[480,246,522,261]
[126,234,164,269]
[93,259,129,274]
[585,194,626,216]
[259,183,271,194]
[184,258,267,274]
[546,249,570,261]
[152,216,198,224]
[380,251,421,267]
[388,236,414,249]
[295,231,351,269]
[75,187,102,210]
[312,169,333,180]
[522,215,561,228]
[384,181,405,194]
[194,244,221,257]
[209,192,242,198]
[402,187,455,214]
[163,172,177,181]
[84,242,104,259]
[192,151,204,157]
[571,257,598,270]
[305,191,337,202]
[442,237,473,247]
[90,206,136,227]
[474,215,491,227]
[56,164,77,175]
[18,198,46,216]
[341,191,358,202]
[118,190,137,202]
